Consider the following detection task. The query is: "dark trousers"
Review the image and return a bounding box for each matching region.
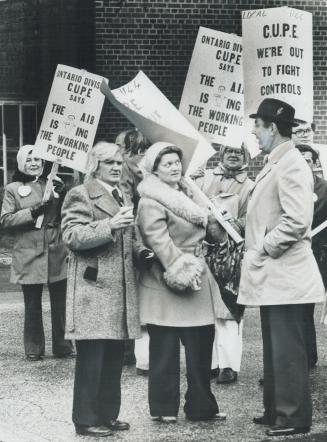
[147,324,218,419]
[21,279,73,357]
[260,305,312,428]
[73,339,125,426]
[123,339,136,365]
[303,303,318,368]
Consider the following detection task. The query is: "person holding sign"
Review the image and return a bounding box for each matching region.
[61,142,145,438]
[137,142,226,423]
[238,98,324,437]
[117,127,151,375]
[194,144,254,385]
[0,145,74,361]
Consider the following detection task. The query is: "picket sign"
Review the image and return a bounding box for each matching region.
[100,77,244,245]
[35,162,59,229]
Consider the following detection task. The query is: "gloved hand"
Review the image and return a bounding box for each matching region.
[53,178,66,196]
[207,213,227,244]
[139,249,155,269]
[30,200,51,219]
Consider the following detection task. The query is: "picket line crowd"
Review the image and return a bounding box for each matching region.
[1,98,327,438]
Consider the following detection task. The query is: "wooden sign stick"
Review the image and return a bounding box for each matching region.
[185,177,244,245]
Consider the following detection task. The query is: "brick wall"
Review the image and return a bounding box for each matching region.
[95,0,327,177]
[0,0,94,103]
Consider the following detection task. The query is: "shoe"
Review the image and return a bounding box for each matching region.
[259,378,264,386]
[151,416,177,423]
[26,354,42,361]
[75,425,113,437]
[253,415,270,425]
[266,425,310,437]
[216,368,237,384]
[106,419,130,431]
[136,368,148,376]
[187,413,227,422]
[210,368,219,379]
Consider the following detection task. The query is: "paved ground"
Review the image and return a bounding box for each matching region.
[0,289,327,442]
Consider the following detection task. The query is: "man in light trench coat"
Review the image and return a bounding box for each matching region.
[238,98,324,437]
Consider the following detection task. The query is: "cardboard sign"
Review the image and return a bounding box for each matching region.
[101,71,215,175]
[179,27,244,148]
[101,73,244,244]
[242,7,313,122]
[33,64,107,172]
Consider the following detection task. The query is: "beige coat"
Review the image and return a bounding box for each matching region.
[1,180,67,284]
[238,141,325,306]
[137,175,221,327]
[61,179,141,340]
[198,165,254,232]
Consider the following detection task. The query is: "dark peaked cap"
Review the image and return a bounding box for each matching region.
[250,98,299,127]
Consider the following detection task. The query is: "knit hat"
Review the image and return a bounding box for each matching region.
[143,142,183,174]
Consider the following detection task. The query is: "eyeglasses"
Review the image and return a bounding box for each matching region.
[292,128,312,137]
[224,148,244,156]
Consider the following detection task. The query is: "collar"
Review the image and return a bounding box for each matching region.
[138,174,207,227]
[267,140,294,164]
[213,163,248,184]
[96,179,122,197]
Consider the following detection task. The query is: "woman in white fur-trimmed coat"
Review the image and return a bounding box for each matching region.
[137,142,224,423]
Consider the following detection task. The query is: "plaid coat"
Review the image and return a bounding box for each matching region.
[61,178,141,340]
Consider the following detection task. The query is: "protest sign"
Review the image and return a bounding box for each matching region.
[101,70,215,175]
[242,7,313,125]
[179,27,244,148]
[33,64,107,172]
[100,73,243,244]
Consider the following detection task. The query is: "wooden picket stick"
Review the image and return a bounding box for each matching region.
[311,220,327,238]
[184,177,244,245]
[35,161,60,229]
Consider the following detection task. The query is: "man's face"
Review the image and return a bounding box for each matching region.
[300,150,314,171]
[222,147,244,170]
[95,152,123,186]
[292,123,314,145]
[252,118,274,154]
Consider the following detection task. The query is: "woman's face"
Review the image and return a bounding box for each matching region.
[155,152,182,187]
[24,154,43,176]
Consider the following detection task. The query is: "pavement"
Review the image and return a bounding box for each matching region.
[0,274,327,441]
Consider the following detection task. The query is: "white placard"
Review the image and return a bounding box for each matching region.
[242,7,313,156]
[33,64,107,172]
[179,27,244,148]
[102,71,216,175]
[316,144,327,179]
[101,73,243,243]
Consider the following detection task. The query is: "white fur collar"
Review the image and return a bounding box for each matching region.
[138,175,207,227]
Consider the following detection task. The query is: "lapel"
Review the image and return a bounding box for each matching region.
[252,141,294,191]
[85,178,120,217]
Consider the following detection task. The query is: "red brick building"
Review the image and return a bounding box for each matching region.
[0,0,326,181]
